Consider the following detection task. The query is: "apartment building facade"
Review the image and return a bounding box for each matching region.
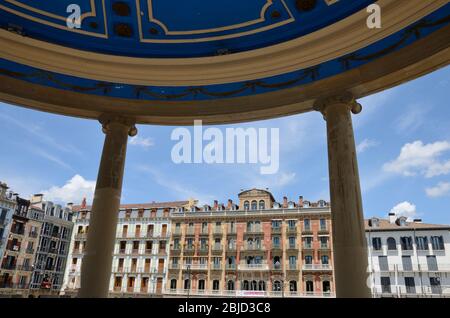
[166,189,334,297]
[366,214,450,298]
[0,182,16,261]
[62,199,191,297]
[28,195,74,297]
[0,196,43,297]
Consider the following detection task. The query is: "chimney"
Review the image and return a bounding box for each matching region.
[67,202,73,210]
[213,200,218,210]
[413,218,423,223]
[298,196,304,208]
[388,212,396,224]
[283,196,288,208]
[227,199,233,209]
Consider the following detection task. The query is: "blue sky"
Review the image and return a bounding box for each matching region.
[1,66,449,225]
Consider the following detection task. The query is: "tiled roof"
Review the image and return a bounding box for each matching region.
[365,218,450,231]
[72,201,190,212]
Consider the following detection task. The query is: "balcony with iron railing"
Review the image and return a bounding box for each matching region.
[227,227,237,235]
[211,263,222,271]
[371,263,450,273]
[198,245,209,255]
[213,228,223,235]
[170,245,181,254]
[286,243,298,250]
[286,226,297,233]
[318,226,329,234]
[302,227,313,235]
[271,227,282,234]
[238,262,269,271]
[302,264,332,271]
[186,228,195,236]
[225,264,236,270]
[173,229,182,236]
[241,243,265,252]
[319,243,330,251]
[287,263,299,271]
[303,242,314,250]
[272,243,282,251]
[199,229,209,236]
[183,264,208,271]
[183,244,195,254]
[244,227,263,235]
[169,263,180,270]
[212,244,223,254]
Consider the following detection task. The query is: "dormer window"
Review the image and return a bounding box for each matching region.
[273,202,280,209]
[190,206,196,212]
[303,201,310,208]
[369,218,379,228]
[178,207,184,213]
[318,200,325,207]
[288,202,295,209]
[396,217,407,227]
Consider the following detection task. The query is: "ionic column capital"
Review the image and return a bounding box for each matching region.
[313,92,362,117]
[98,114,137,136]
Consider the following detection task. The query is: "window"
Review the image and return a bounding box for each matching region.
[198,280,205,290]
[272,220,281,229]
[213,280,220,291]
[272,236,280,248]
[251,201,257,210]
[227,280,235,290]
[430,277,441,295]
[289,256,297,268]
[138,209,144,218]
[427,255,438,271]
[289,281,297,292]
[319,219,326,230]
[272,281,281,291]
[400,236,413,250]
[378,256,389,271]
[413,236,427,250]
[323,281,331,293]
[244,201,249,211]
[170,279,177,290]
[288,236,296,248]
[184,279,190,290]
[305,281,314,292]
[405,277,415,294]
[402,256,412,271]
[304,237,313,248]
[321,255,329,265]
[288,220,296,229]
[431,236,444,250]
[372,237,382,250]
[304,255,313,265]
[387,237,397,250]
[304,219,310,230]
[258,281,265,291]
[380,277,391,293]
[259,200,265,210]
[320,237,329,248]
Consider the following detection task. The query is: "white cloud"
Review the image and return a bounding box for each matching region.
[390,201,417,220]
[41,175,95,204]
[129,136,154,149]
[425,182,450,198]
[275,172,296,187]
[383,140,450,177]
[394,105,429,134]
[356,138,379,153]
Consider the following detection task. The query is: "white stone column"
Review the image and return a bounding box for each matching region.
[78,115,137,298]
[314,93,371,298]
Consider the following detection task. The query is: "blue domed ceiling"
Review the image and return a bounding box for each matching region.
[0,0,375,57]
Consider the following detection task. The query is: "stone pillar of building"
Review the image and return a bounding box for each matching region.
[314,93,371,298]
[78,115,137,298]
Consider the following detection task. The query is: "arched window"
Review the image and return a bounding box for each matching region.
[259,281,266,291]
[289,281,297,292]
[227,280,235,290]
[251,280,257,290]
[251,200,257,210]
[244,201,249,210]
[387,237,397,250]
[198,279,205,290]
[272,280,282,291]
[170,279,177,290]
[258,200,265,210]
[273,256,281,269]
[213,280,220,290]
[323,281,331,293]
[184,279,190,290]
[243,280,249,290]
[306,280,314,293]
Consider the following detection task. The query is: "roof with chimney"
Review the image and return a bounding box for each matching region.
[72,200,191,212]
[365,218,450,232]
